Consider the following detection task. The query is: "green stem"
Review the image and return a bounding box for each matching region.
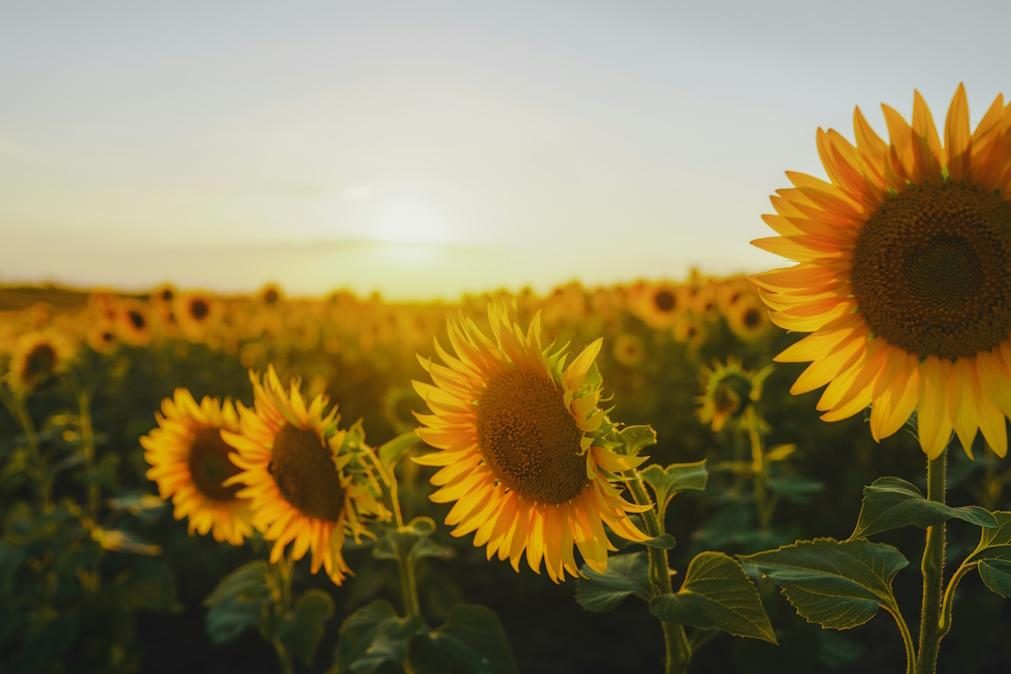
[745,418,772,531]
[77,390,99,519]
[916,449,947,674]
[939,560,975,638]
[387,463,421,619]
[0,386,50,509]
[885,604,917,674]
[629,473,691,674]
[271,554,295,674]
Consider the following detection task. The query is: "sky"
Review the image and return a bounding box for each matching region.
[2,1,1009,298]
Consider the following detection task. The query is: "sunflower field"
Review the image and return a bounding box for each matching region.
[4,88,1011,674]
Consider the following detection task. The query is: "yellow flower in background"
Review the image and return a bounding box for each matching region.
[672,313,707,350]
[612,332,645,368]
[635,281,682,328]
[223,367,388,584]
[141,390,252,545]
[697,357,772,432]
[7,330,74,394]
[87,321,119,355]
[727,297,772,343]
[175,292,219,340]
[414,305,648,583]
[151,283,177,306]
[116,299,154,346]
[259,283,283,305]
[754,86,1011,458]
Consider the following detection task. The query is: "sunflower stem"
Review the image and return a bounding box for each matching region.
[0,385,50,509]
[396,541,422,618]
[745,414,772,532]
[916,449,947,674]
[76,388,100,519]
[629,472,691,674]
[271,553,296,674]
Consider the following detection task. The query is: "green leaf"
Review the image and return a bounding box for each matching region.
[406,604,518,674]
[0,540,26,597]
[277,589,335,666]
[379,432,421,470]
[851,476,997,538]
[333,600,424,674]
[767,476,824,504]
[114,558,181,613]
[574,551,650,613]
[204,561,272,644]
[640,460,708,515]
[741,538,908,630]
[373,516,455,564]
[649,551,776,643]
[618,425,657,455]
[962,511,1011,599]
[979,559,1011,597]
[641,533,677,550]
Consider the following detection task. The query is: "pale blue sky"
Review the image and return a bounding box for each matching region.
[2,1,1008,297]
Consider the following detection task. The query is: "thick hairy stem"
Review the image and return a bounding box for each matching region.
[271,554,295,674]
[628,473,691,674]
[916,450,947,674]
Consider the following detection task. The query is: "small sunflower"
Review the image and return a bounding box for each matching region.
[635,281,681,328]
[116,300,154,346]
[175,292,219,340]
[727,297,772,343]
[223,368,388,584]
[697,358,773,433]
[141,390,252,545]
[672,314,707,350]
[151,283,177,306]
[753,86,1011,458]
[612,332,646,368]
[259,283,283,305]
[414,305,648,583]
[87,321,119,355]
[6,331,74,394]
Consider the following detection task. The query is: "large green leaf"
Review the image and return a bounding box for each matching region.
[204,561,272,644]
[373,516,455,565]
[406,604,518,674]
[851,476,996,538]
[640,460,708,516]
[650,551,776,643]
[741,538,908,630]
[574,551,650,613]
[333,600,424,674]
[963,511,1011,599]
[277,589,335,666]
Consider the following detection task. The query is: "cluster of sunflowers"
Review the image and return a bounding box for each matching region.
[3,86,1011,674]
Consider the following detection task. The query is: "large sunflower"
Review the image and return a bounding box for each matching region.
[753,86,1011,458]
[223,367,388,584]
[414,305,648,583]
[141,390,252,545]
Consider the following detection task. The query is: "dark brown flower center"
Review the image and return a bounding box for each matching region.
[851,182,1011,359]
[653,289,677,312]
[742,307,762,329]
[712,373,752,417]
[268,424,344,521]
[476,367,588,504]
[24,343,56,379]
[128,310,146,330]
[190,299,210,321]
[188,427,242,501]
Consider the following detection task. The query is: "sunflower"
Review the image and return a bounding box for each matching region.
[697,357,772,432]
[115,299,154,346]
[223,367,388,584]
[87,321,119,355]
[174,292,219,340]
[151,283,177,306]
[414,305,648,582]
[634,281,681,328]
[6,331,74,394]
[141,390,252,545]
[672,313,707,350]
[259,283,283,305]
[727,297,772,343]
[612,332,646,368]
[753,86,1011,459]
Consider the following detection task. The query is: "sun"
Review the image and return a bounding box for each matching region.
[372,200,450,245]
